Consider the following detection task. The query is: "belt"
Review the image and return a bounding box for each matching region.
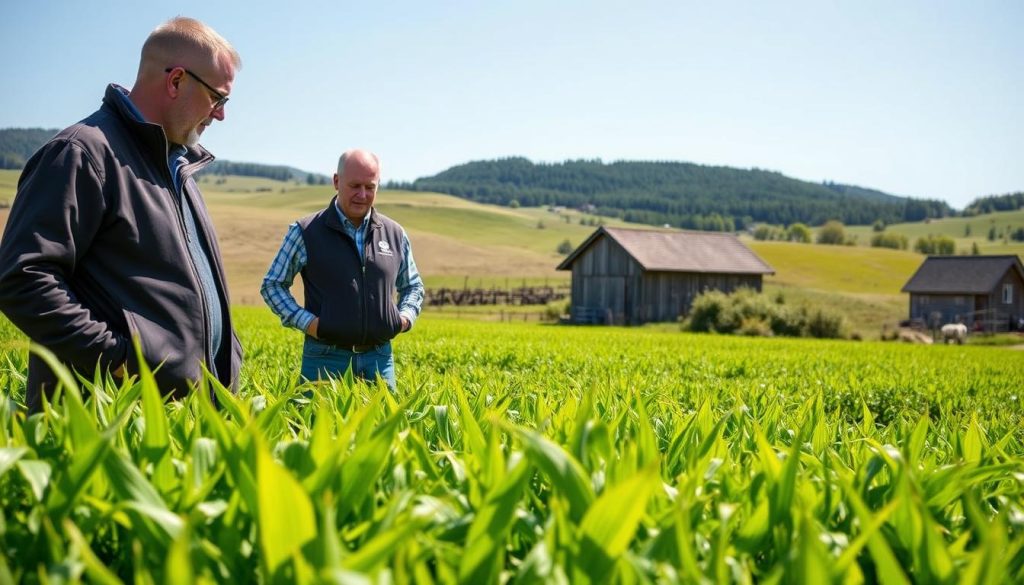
[345,343,378,354]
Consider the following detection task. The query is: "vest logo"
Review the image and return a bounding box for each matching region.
[377,240,394,256]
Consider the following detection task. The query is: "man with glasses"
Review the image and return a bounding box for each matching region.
[0,17,243,412]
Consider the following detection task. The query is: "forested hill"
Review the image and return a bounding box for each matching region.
[198,160,329,184]
[406,157,953,229]
[0,128,57,169]
[0,127,328,183]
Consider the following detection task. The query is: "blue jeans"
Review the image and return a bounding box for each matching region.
[300,337,396,390]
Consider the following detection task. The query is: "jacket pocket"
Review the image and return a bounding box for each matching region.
[317,302,355,346]
[122,309,197,395]
[386,303,403,338]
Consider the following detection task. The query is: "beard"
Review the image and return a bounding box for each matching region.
[184,124,202,147]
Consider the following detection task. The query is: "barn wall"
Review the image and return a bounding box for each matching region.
[909,294,974,325]
[569,236,642,324]
[995,268,1024,324]
[568,235,767,324]
[909,268,1024,330]
[639,272,763,322]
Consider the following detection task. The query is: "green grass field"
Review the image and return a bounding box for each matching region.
[1,309,1022,582]
[3,168,1023,336]
[2,164,1023,579]
[837,211,1024,257]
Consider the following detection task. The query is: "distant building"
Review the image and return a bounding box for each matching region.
[557,227,774,325]
[901,255,1024,331]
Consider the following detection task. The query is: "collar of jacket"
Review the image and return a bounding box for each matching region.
[101,84,215,173]
[324,195,379,233]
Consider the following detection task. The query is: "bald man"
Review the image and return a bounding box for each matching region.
[0,17,243,412]
[261,149,424,390]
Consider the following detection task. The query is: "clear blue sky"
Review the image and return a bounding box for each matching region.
[2,1,1021,209]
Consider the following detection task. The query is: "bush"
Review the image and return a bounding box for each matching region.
[914,234,955,255]
[870,232,908,250]
[683,288,849,339]
[816,220,847,245]
[738,316,773,337]
[686,290,730,332]
[805,307,849,338]
[786,223,812,243]
[753,224,783,241]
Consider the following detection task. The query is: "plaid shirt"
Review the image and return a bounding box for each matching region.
[260,204,423,334]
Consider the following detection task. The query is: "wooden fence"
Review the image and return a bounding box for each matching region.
[425,286,569,307]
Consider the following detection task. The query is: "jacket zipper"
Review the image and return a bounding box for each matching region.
[169,163,214,382]
[359,225,370,345]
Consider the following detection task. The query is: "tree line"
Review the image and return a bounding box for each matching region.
[963,192,1024,215]
[0,128,329,184]
[403,157,953,229]
[0,128,58,169]
[5,128,1015,225]
[196,160,328,184]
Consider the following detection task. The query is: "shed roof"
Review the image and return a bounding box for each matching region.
[901,255,1024,294]
[557,227,774,274]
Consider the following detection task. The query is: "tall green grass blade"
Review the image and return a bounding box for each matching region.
[0,446,28,478]
[458,457,531,584]
[16,459,52,502]
[255,430,317,579]
[514,425,595,523]
[341,519,423,574]
[336,404,404,520]
[962,414,985,463]
[64,519,125,585]
[836,471,910,585]
[164,521,194,585]
[577,465,659,584]
[46,434,111,517]
[136,343,174,495]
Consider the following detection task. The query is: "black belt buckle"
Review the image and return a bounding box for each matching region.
[349,343,375,354]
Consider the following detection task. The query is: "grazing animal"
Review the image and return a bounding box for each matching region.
[940,323,968,344]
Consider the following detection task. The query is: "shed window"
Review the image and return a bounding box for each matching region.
[1004,284,1014,304]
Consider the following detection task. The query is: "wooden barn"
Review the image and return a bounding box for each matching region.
[556,227,774,325]
[901,255,1024,332]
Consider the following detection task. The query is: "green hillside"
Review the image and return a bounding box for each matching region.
[4,168,1020,336]
[407,157,953,229]
[842,211,1024,257]
[0,128,57,169]
[0,169,18,205]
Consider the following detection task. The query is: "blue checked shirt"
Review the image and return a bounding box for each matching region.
[261,204,424,334]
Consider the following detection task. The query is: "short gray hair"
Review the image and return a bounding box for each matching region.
[140,17,241,73]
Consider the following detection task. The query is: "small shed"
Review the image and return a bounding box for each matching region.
[901,255,1024,331]
[556,227,774,325]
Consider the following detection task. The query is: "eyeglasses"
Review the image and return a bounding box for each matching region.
[165,67,229,110]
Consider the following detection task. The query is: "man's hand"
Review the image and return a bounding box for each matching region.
[307,317,319,339]
[400,315,410,333]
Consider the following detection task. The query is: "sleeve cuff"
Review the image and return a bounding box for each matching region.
[295,311,317,334]
[400,310,417,330]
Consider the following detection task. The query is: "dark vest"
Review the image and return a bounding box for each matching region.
[297,200,407,346]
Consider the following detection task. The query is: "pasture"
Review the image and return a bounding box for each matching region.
[842,211,1024,257]
[1,168,1024,580]
[4,168,1024,336]
[1,309,1023,581]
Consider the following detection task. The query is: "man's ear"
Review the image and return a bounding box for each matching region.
[166,68,183,98]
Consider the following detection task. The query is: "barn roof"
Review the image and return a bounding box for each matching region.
[557,227,775,274]
[901,255,1024,294]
